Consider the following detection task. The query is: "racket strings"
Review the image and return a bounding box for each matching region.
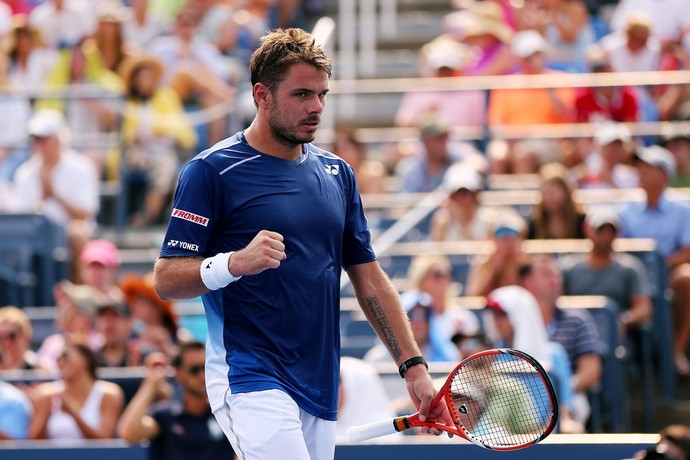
[450,352,555,448]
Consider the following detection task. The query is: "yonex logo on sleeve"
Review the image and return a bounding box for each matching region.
[324,165,339,175]
[171,208,209,227]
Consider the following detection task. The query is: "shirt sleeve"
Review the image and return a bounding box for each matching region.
[624,255,652,298]
[571,310,601,359]
[678,203,690,249]
[341,164,376,268]
[159,159,226,259]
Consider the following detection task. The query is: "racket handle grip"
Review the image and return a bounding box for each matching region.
[347,417,402,443]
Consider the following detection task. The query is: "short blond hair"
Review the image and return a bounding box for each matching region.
[0,305,33,339]
[407,254,452,290]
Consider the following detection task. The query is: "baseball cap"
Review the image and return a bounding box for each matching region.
[418,117,450,138]
[27,109,65,138]
[428,49,463,70]
[595,122,632,146]
[634,145,677,178]
[585,207,620,231]
[443,163,483,194]
[59,281,105,315]
[97,297,130,317]
[511,30,548,59]
[80,239,121,268]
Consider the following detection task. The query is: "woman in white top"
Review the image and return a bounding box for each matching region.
[29,342,124,440]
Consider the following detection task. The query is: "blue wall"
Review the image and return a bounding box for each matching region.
[0,438,655,460]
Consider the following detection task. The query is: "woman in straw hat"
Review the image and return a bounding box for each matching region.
[119,53,197,227]
[460,1,514,76]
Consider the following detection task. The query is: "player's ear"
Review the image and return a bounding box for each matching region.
[253,82,272,108]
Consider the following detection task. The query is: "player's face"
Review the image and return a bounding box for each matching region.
[267,63,329,147]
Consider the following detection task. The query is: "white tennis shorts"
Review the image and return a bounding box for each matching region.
[213,388,337,460]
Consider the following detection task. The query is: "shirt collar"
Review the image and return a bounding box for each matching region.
[643,194,670,212]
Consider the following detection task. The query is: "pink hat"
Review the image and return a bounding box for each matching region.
[80,239,121,268]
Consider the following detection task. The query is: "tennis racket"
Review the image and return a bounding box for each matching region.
[346,348,558,450]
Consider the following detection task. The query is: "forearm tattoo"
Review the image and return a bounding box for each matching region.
[365,296,402,361]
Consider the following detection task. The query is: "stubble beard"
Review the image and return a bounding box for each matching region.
[268,107,318,148]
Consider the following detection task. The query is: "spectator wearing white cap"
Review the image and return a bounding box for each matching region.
[572,122,639,189]
[562,206,653,333]
[620,145,690,375]
[12,109,100,280]
[430,163,506,242]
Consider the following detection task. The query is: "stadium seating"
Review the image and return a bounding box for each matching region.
[0,213,69,307]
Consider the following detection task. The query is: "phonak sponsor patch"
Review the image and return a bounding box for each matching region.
[171,208,209,227]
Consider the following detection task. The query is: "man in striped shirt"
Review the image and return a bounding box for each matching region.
[520,254,602,426]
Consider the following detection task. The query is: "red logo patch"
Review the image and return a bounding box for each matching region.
[171,208,209,227]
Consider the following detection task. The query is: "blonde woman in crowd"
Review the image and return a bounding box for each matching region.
[0,305,39,370]
[405,254,479,354]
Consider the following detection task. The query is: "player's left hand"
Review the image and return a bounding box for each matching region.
[404,365,454,437]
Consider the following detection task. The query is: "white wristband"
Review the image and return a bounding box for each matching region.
[200,252,242,291]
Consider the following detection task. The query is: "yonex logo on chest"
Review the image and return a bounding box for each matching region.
[324,165,339,175]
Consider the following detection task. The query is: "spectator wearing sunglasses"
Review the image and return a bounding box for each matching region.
[118,341,235,460]
[404,254,479,358]
[0,305,40,370]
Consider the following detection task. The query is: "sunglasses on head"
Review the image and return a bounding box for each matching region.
[186,364,205,375]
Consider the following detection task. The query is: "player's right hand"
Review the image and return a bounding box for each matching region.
[231,230,286,276]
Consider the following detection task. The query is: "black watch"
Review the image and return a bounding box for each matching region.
[398,356,428,378]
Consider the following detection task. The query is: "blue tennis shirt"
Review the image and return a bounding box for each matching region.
[159,132,376,420]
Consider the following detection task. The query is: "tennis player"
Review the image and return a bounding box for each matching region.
[153,28,450,460]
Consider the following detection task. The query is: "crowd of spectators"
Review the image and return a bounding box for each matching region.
[1,0,690,452]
